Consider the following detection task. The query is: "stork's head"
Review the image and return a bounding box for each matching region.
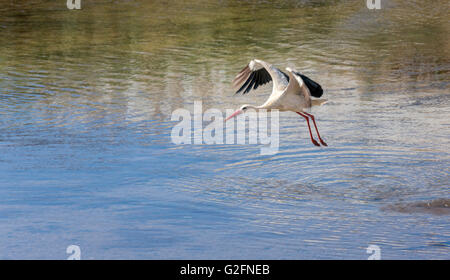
[225,104,254,121]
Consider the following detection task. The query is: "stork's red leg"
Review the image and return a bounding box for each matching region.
[303,112,327,146]
[297,112,320,147]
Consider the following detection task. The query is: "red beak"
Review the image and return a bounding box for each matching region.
[225,109,243,122]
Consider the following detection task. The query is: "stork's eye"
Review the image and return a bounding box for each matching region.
[242,106,247,110]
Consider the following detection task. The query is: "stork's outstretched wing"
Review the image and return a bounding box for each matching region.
[232,59,323,98]
[291,71,323,98]
[232,59,289,95]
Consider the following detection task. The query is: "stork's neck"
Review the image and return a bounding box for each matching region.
[247,104,274,111]
[247,105,260,110]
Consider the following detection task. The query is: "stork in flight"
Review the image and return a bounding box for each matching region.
[226,59,328,147]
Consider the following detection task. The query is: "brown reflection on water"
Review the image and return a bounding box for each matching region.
[383,198,450,215]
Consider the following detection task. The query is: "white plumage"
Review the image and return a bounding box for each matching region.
[227,59,328,147]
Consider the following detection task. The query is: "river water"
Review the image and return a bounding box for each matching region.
[0,0,449,259]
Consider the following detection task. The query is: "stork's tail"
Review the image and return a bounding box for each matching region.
[311,99,328,107]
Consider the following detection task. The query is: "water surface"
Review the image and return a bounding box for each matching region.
[0,0,449,259]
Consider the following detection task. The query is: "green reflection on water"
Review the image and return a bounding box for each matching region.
[0,0,448,119]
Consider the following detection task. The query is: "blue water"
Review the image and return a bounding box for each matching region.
[0,0,449,259]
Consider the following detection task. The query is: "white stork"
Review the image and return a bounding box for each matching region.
[226,59,328,146]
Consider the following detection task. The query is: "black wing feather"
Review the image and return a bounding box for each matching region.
[253,72,261,90]
[234,67,276,94]
[262,70,273,85]
[244,76,257,94]
[234,65,312,95]
[236,72,255,94]
[293,71,323,98]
